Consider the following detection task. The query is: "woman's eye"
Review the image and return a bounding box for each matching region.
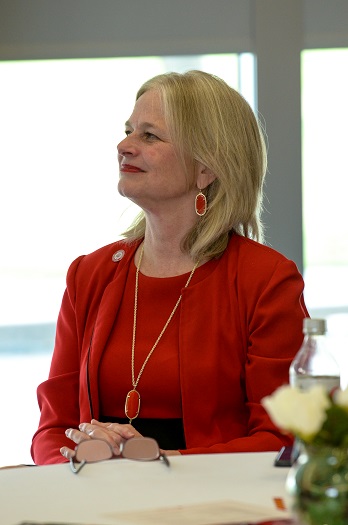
[144,132,158,140]
[123,130,159,140]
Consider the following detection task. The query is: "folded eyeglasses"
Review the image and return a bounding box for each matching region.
[70,436,170,473]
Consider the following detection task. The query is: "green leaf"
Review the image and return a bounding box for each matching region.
[312,406,348,447]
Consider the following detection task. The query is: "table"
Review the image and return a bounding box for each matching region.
[0,452,291,525]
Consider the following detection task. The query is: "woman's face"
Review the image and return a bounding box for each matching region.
[117,89,196,214]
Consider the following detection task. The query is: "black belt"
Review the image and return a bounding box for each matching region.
[99,416,186,450]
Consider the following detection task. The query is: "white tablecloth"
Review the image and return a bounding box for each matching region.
[0,452,291,525]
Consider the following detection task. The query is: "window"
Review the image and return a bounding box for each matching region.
[301,49,348,385]
[0,54,254,466]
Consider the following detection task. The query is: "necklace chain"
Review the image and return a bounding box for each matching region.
[131,244,199,390]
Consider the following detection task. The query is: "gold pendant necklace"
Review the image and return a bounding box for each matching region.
[125,243,199,423]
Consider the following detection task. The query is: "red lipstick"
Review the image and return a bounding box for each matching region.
[120,164,144,173]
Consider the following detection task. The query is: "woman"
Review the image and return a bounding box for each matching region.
[31,70,308,465]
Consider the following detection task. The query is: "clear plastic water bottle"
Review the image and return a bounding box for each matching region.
[289,318,340,393]
[288,318,340,464]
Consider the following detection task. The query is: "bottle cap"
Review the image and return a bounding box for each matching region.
[303,318,327,335]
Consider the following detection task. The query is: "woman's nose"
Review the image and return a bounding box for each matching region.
[117,135,136,156]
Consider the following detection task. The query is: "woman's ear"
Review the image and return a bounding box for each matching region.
[196,162,216,189]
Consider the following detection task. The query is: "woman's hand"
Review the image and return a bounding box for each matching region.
[60,419,143,460]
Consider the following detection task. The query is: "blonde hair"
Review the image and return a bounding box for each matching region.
[122,70,267,262]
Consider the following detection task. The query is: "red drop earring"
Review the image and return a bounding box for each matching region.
[195,189,207,216]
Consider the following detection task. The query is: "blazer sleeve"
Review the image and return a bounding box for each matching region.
[31,256,84,465]
[180,258,308,455]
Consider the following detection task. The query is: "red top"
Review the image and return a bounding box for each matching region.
[100,258,218,419]
[31,234,308,464]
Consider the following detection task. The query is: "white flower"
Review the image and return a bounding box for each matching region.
[262,385,330,442]
[262,385,302,429]
[333,386,348,410]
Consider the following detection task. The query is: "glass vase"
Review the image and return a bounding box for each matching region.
[286,445,348,525]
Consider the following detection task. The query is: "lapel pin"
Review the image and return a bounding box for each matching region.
[112,249,125,262]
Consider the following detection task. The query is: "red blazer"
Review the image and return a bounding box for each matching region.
[31,234,308,464]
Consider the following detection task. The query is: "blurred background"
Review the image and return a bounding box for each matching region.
[0,0,347,466]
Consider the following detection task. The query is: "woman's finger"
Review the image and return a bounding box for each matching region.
[78,422,122,441]
[65,427,91,445]
[91,419,137,439]
[77,423,124,453]
[60,446,75,460]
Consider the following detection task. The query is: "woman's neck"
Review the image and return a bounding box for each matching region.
[134,220,197,277]
[133,203,207,277]
[135,239,195,278]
